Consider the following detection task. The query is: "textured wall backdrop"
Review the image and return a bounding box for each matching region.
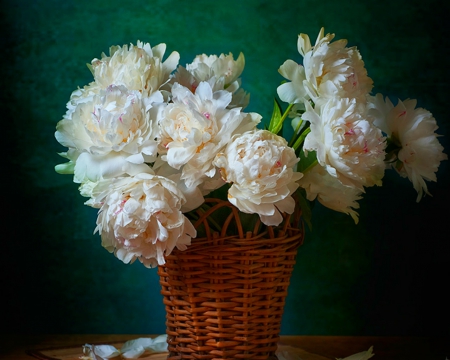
[2,0,449,336]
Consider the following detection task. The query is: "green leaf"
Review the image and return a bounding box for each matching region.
[268,98,283,134]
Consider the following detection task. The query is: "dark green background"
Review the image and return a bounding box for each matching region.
[2,0,449,337]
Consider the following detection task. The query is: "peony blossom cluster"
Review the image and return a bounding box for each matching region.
[277,28,446,222]
[55,29,446,267]
[55,41,300,267]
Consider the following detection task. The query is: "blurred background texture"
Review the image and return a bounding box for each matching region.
[2,0,449,337]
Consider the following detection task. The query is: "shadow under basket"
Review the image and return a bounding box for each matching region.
[158,198,304,360]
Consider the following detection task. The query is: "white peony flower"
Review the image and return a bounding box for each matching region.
[277,59,308,104]
[157,81,261,190]
[171,52,249,108]
[88,173,196,268]
[213,129,303,226]
[55,85,162,182]
[368,94,447,201]
[303,97,386,190]
[298,164,363,223]
[186,52,245,86]
[90,41,180,96]
[302,28,373,104]
[278,28,373,106]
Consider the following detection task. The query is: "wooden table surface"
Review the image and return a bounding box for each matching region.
[0,334,448,360]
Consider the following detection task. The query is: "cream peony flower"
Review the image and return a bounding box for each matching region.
[90,41,180,96]
[303,97,386,190]
[278,28,373,106]
[157,81,261,190]
[55,85,162,183]
[171,52,249,108]
[88,173,196,268]
[368,94,447,201]
[213,129,303,226]
[298,164,363,223]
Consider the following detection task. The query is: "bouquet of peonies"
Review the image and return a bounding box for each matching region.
[55,28,447,268]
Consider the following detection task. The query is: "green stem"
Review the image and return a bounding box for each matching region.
[292,127,311,151]
[273,103,294,135]
[288,118,304,148]
[281,103,294,123]
[301,159,318,174]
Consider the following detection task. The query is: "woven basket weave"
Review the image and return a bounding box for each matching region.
[158,198,304,360]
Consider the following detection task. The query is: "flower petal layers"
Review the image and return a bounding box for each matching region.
[214,129,303,226]
[303,98,386,191]
[89,173,196,267]
[369,94,448,201]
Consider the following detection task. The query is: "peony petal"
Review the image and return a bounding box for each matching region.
[121,346,145,359]
[126,153,144,164]
[274,196,296,214]
[92,344,121,359]
[166,145,196,170]
[259,210,283,226]
[74,152,153,182]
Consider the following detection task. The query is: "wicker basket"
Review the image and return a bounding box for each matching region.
[158,198,304,360]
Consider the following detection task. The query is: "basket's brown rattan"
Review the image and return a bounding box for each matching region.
[158,198,304,360]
